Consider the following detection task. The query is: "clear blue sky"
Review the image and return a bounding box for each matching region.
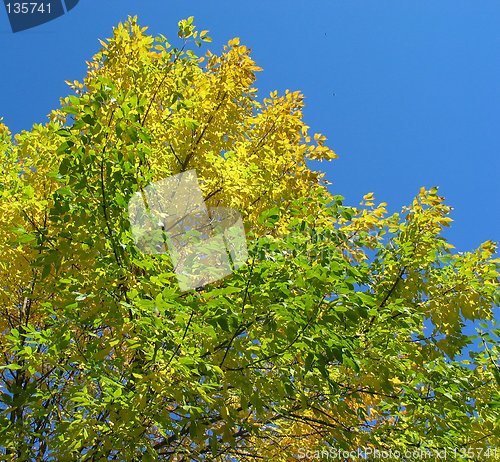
[1,0,499,253]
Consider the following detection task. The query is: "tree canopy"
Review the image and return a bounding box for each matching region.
[0,17,499,461]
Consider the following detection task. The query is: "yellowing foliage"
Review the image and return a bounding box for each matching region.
[0,17,498,461]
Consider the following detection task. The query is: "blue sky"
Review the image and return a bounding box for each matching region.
[0,0,499,253]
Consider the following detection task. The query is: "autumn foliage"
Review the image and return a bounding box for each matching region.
[0,17,499,461]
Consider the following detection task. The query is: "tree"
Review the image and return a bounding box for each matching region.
[0,17,499,461]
